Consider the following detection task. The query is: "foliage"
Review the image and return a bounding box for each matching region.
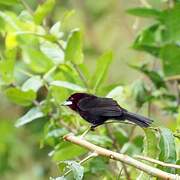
[0,0,179,179]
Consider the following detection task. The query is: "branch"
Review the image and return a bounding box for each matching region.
[64,134,179,180]
[165,75,180,81]
[134,155,180,169]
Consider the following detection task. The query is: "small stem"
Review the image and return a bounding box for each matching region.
[20,0,33,15]
[117,166,124,180]
[72,63,89,89]
[165,75,180,81]
[134,155,180,169]
[175,80,180,106]
[63,152,98,177]
[148,101,151,118]
[139,0,152,8]
[105,124,131,179]
[43,66,58,81]
[17,69,34,77]
[80,125,92,138]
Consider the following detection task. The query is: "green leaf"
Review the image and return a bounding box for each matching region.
[60,161,84,180]
[86,134,113,147]
[40,41,64,65]
[132,24,161,57]
[130,64,166,88]
[0,0,19,6]
[5,87,36,106]
[46,128,68,139]
[22,76,43,92]
[34,0,55,25]
[127,8,161,18]
[0,58,15,84]
[51,80,86,92]
[159,4,180,41]
[65,29,83,64]
[90,51,113,91]
[52,142,87,161]
[158,127,177,173]
[113,126,129,146]
[132,80,151,108]
[137,129,160,179]
[15,107,44,127]
[160,44,180,77]
[50,22,63,39]
[87,157,107,174]
[23,48,54,73]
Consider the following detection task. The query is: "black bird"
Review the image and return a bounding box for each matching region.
[63,93,153,129]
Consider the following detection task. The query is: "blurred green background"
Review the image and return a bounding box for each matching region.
[0,0,179,179]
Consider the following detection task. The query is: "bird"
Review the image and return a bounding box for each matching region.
[62,93,153,129]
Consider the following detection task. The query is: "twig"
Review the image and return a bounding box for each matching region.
[134,155,180,169]
[165,75,180,81]
[63,152,98,177]
[139,0,152,8]
[105,124,131,180]
[20,0,33,15]
[56,40,89,89]
[117,166,124,180]
[72,63,89,89]
[175,80,180,106]
[64,133,179,180]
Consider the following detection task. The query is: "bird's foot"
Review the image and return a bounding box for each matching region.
[90,125,97,131]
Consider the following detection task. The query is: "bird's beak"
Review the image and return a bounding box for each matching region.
[61,100,72,106]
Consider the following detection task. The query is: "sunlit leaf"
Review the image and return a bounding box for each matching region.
[34,0,55,25]
[23,48,54,73]
[90,51,113,91]
[22,76,43,92]
[65,29,83,64]
[5,87,36,106]
[0,58,15,84]
[40,41,64,65]
[5,33,17,49]
[51,80,86,92]
[50,22,63,39]
[15,107,44,127]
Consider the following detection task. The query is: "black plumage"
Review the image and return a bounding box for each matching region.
[63,93,153,128]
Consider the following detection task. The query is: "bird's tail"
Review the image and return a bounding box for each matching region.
[123,111,153,127]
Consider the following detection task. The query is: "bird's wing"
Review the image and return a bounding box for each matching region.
[78,97,123,117]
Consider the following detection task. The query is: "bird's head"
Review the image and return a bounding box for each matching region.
[62,93,95,111]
